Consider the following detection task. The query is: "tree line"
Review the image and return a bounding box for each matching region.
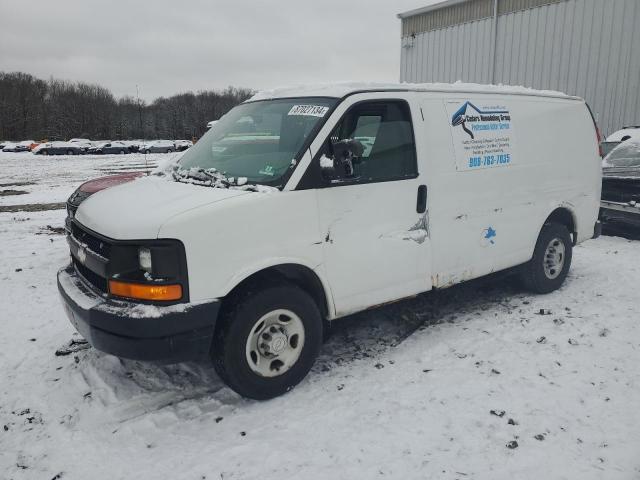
[0,71,253,141]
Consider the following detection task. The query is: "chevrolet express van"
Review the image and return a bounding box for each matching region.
[58,83,602,399]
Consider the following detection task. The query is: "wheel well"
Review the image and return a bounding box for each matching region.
[223,264,330,319]
[545,208,576,244]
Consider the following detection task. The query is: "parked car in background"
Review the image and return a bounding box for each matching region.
[140,139,175,153]
[31,143,50,154]
[3,140,35,152]
[68,139,94,153]
[2,143,22,152]
[600,126,640,158]
[33,141,83,155]
[66,172,145,223]
[118,140,141,153]
[92,141,130,155]
[174,140,193,151]
[600,139,640,228]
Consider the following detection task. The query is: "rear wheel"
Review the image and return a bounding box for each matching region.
[166,148,173,153]
[212,283,323,400]
[41,149,48,155]
[67,150,74,155]
[520,222,572,294]
[119,149,125,154]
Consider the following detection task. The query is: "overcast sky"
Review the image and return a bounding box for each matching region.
[0,0,439,102]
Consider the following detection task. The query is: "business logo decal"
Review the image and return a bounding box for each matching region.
[446,100,515,171]
[451,102,510,139]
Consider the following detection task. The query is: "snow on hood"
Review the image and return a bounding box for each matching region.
[75,175,251,240]
[249,81,578,102]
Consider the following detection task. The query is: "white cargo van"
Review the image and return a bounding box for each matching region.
[58,83,602,399]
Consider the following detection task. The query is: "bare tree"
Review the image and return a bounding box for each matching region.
[0,71,252,141]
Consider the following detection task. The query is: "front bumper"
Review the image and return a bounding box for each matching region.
[57,265,220,363]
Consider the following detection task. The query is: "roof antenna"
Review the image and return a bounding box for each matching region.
[136,84,148,174]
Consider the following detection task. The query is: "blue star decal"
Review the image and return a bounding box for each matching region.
[484,227,496,245]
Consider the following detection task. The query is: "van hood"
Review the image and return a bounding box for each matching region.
[75,175,251,239]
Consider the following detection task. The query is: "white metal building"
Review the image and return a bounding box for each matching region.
[398,0,640,135]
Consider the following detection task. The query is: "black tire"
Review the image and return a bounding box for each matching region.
[119,150,125,154]
[520,222,572,294]
[145,149,150,154]
[41,150,48,155]
[212,283,323,400]
[166,149,173,153]
[67,150,74,155]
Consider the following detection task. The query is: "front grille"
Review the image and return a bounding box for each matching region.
[73,258,108,293]
[70,222,112,259]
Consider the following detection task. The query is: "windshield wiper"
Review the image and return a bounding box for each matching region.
[172,166,234,188]
[171,166,279,193]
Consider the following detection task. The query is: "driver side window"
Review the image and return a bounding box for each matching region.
[325,100,417,184]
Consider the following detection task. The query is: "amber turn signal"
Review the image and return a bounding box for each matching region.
[108,280,182,301]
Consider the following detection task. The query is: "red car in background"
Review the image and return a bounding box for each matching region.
[65,172,144,231]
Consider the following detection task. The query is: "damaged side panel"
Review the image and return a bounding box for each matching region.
[315,181,431,317]
[379,212,430,245]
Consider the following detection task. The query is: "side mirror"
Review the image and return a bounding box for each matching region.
[321,138,364,179]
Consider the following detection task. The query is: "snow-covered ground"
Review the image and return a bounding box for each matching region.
[1,152,639,479]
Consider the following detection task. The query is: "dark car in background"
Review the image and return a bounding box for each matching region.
[139,139,175,153]
[3,140,35,152]
[33,141,83,155]
[174,140,193,151]
[600,140,640,229]
[91,141,130,154]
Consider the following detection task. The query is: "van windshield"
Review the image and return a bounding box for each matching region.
[177,97,337,186]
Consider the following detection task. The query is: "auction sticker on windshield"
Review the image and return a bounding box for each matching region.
[447,100,516,171]
[288,105,330,117]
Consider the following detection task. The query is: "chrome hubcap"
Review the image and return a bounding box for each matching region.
[543,237,565,279]
[245,309,305,377]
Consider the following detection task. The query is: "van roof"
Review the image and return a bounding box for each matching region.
[249,81,583,103]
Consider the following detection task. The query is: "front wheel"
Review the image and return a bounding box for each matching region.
[212,283,323,400]
[519,222,572,294]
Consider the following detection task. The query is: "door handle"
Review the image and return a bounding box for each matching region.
[416,185,427,213]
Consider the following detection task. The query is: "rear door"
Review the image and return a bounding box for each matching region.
[297,93,431,317]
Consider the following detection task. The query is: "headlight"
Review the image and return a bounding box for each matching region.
[138,247,152,273]
[108,240,187,303]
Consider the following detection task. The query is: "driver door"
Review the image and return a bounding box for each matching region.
[299,95,431,317]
